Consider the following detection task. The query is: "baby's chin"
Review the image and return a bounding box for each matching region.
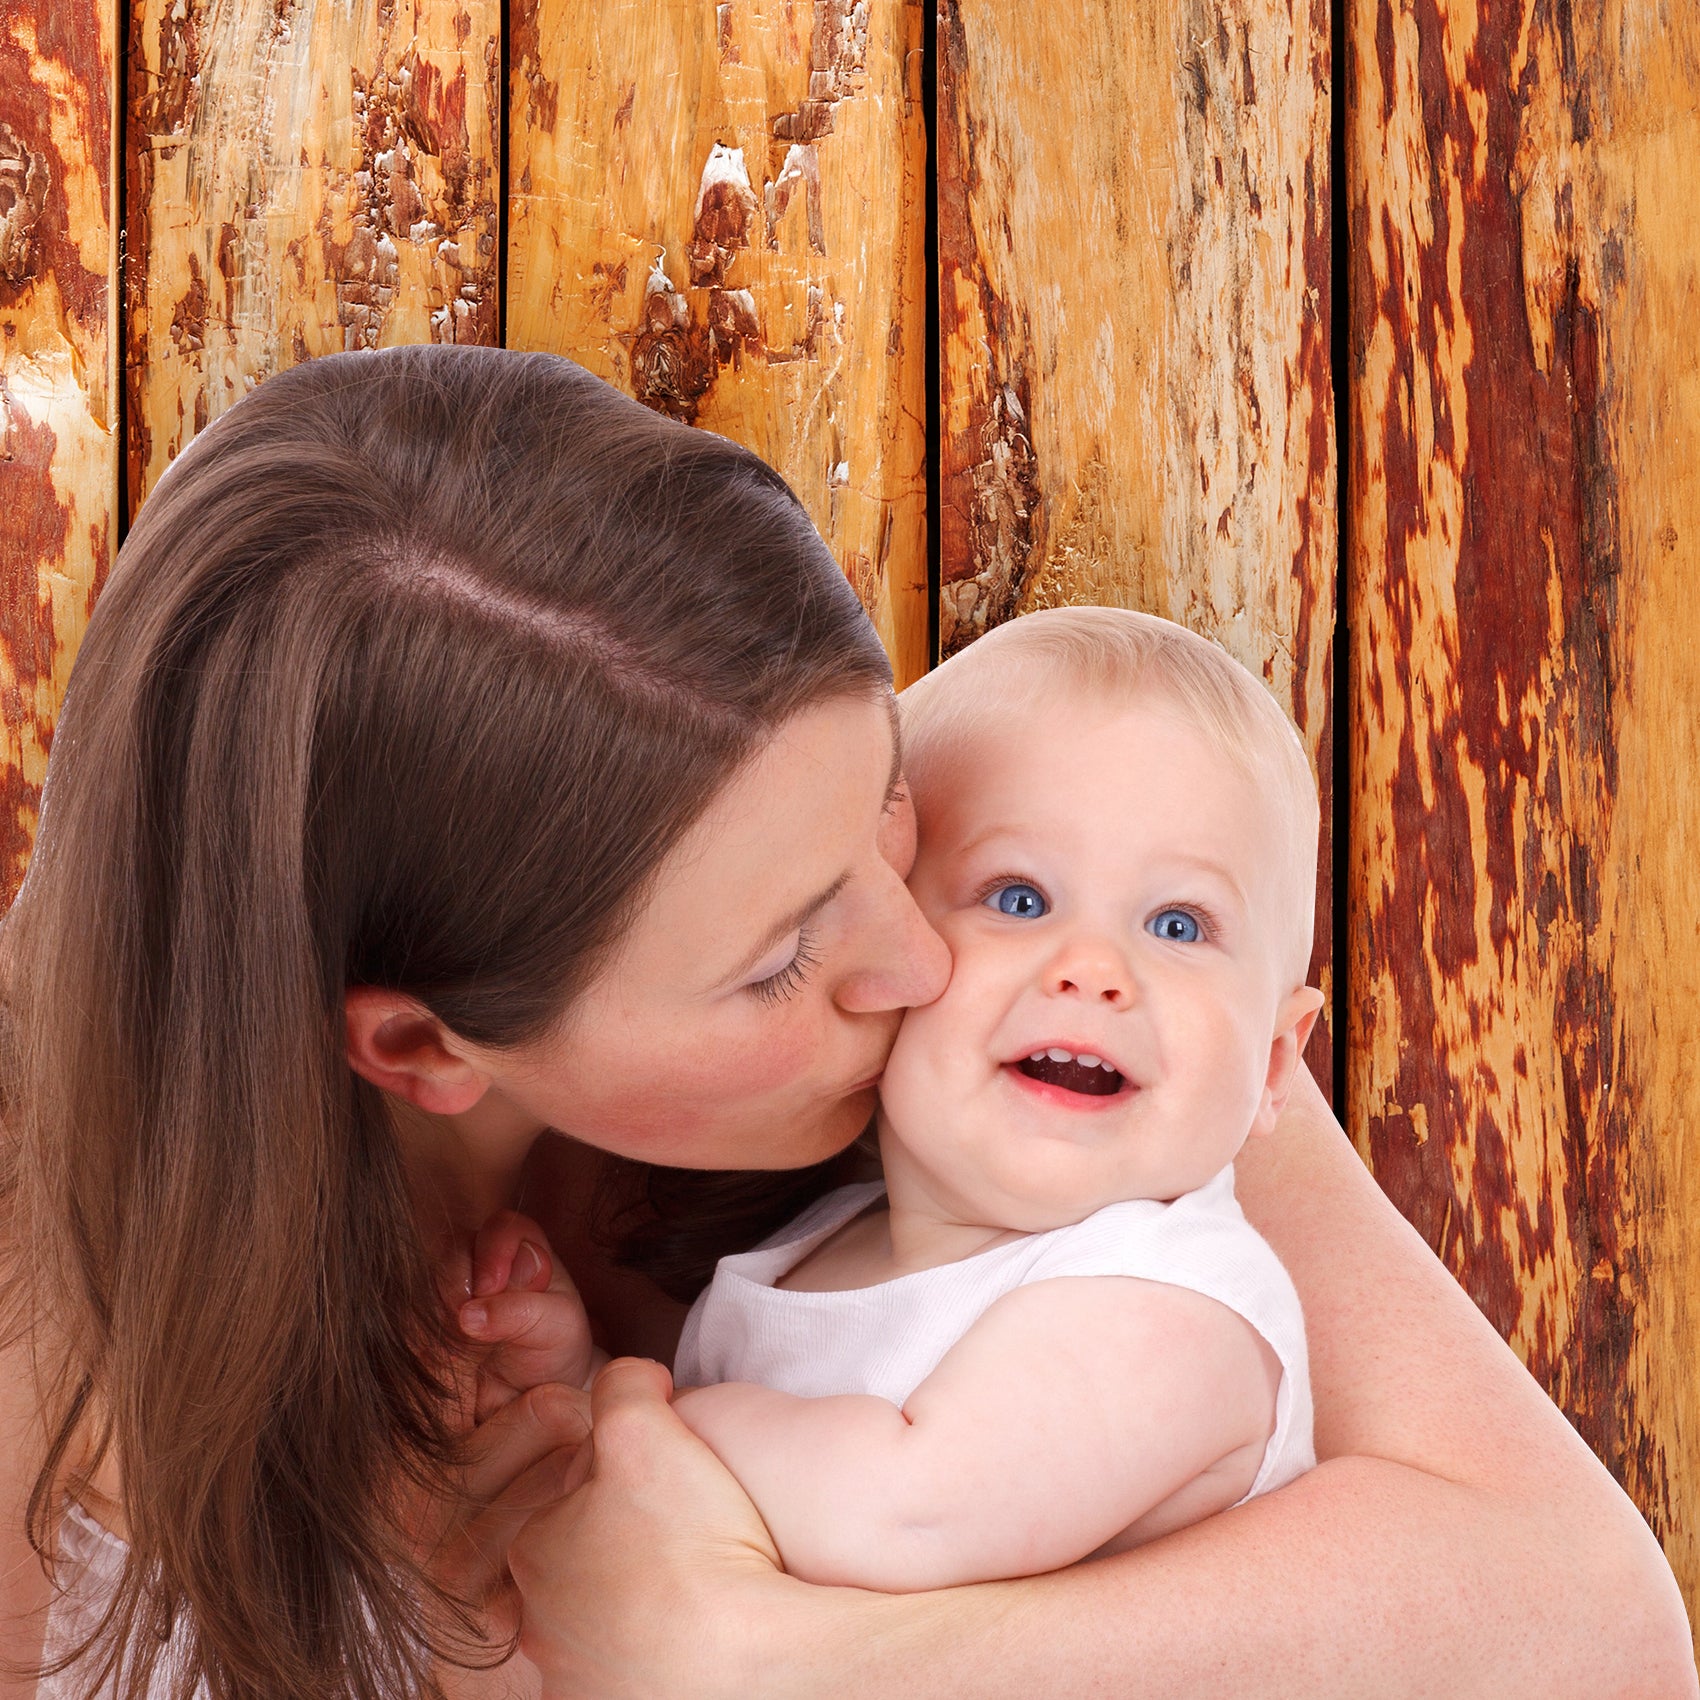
[888,1145,1151,1233]
[880,1111,1242,1232]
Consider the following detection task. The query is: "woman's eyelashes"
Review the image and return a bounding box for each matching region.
[749,927,823,1006]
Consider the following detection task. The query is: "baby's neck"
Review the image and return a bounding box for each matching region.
[778,1191,1028,1293]
[780,1125,1050,1292]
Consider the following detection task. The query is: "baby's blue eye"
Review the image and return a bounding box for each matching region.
[1149,908,1201,943]
[985,882,1048,918]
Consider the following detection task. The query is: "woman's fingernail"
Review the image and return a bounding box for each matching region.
[461,1304,488,1334]
[512,1243,543,1288]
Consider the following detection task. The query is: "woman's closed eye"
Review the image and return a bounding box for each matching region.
[748,927,823,1005]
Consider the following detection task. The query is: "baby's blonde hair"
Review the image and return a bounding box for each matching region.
[899,606,1321,984]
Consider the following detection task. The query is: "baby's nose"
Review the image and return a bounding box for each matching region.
[1042,936,1136,1009]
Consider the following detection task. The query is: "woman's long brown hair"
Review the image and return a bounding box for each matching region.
[0,346,891,1699]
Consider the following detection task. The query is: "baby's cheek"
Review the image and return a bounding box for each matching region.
[876,1005,948,1125]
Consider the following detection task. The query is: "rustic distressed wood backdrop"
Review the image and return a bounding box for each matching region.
[2,0,1696,1639]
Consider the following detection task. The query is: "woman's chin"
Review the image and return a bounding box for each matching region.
[756,1084,879,1171]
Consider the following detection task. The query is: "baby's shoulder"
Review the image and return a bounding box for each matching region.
[1024,1166,1273,1280]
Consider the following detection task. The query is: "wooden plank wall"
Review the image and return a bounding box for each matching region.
[125,0,501,508]
[1,0,117,901]
[507,0,929,688]
[4,0,1699,1643]
[1348,0,1700,1608]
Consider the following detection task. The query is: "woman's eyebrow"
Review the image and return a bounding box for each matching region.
[884,698,905,800]
[724,869,853,986]
[884,748,905,805]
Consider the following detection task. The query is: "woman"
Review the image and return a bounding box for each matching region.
[0,346,1690,1700]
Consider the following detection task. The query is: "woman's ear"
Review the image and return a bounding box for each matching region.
[1248,986,1327,1139]
[343,986,493,1115]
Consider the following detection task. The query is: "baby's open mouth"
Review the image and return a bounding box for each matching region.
[1016,1048,1125,1097]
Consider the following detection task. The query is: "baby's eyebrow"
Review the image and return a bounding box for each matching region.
[1170,855,1249,907]
[950,823,1029,860]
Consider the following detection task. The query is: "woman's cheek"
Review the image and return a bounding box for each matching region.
[671,999,822,1103]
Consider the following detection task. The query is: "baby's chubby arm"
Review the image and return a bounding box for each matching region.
[672,1275,1278,1592]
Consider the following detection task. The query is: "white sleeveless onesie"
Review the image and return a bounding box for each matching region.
[676,1164,1314,1504]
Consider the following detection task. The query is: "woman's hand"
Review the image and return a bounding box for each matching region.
[420,1380,594,1643]
[417,1216,603,1699]
[509,1359,817,1700]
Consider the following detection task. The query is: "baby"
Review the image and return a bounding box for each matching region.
[472,606,1323,1591]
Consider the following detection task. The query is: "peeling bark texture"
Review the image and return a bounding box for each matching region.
[125,0,501,508]
[1348,0,1700,1624]
[1,0,117,905]
[506,0,928,689]
[938,0,1337,1087]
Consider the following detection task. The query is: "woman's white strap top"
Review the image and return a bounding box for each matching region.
[38,1501,201,1698]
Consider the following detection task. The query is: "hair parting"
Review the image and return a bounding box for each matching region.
[1,345,891,1698]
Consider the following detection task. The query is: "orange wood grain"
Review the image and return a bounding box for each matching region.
[936,0,1337,1087]
[1,0,118,905]
[506,0,929,689]
[125,0,501,509]
[1347,0,1700,1631]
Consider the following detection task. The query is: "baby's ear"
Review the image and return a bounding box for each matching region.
[1249,987,1327,1139]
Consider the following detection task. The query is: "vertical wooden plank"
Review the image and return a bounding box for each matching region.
[937,0,1337,1081]
[1,0,117,905]
[506,0,929,690]
[1348,0,1700,1628]
[126,0,502,508]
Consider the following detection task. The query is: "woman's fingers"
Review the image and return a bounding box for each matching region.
[508,1360,788,1700]
[426,1381,593,1621]
[453,1442,595,1625]
[458,1382,591,1509]
[574,1358,777,1558]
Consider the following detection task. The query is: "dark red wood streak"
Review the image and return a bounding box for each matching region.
[0,1,114,904]
[1290,0,1336,1100]
[1348,0,1641,1495]
[122,0,195,507]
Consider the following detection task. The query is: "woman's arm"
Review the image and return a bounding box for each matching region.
[511,1075,1697,1700]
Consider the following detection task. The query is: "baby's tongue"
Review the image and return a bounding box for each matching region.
[1016,1054,1123,1096]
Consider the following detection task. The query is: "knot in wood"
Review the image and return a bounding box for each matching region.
[0,122,48,286]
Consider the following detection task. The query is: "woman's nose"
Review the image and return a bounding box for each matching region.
[833,861,952,1013]
[1042,934,1137,1010]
